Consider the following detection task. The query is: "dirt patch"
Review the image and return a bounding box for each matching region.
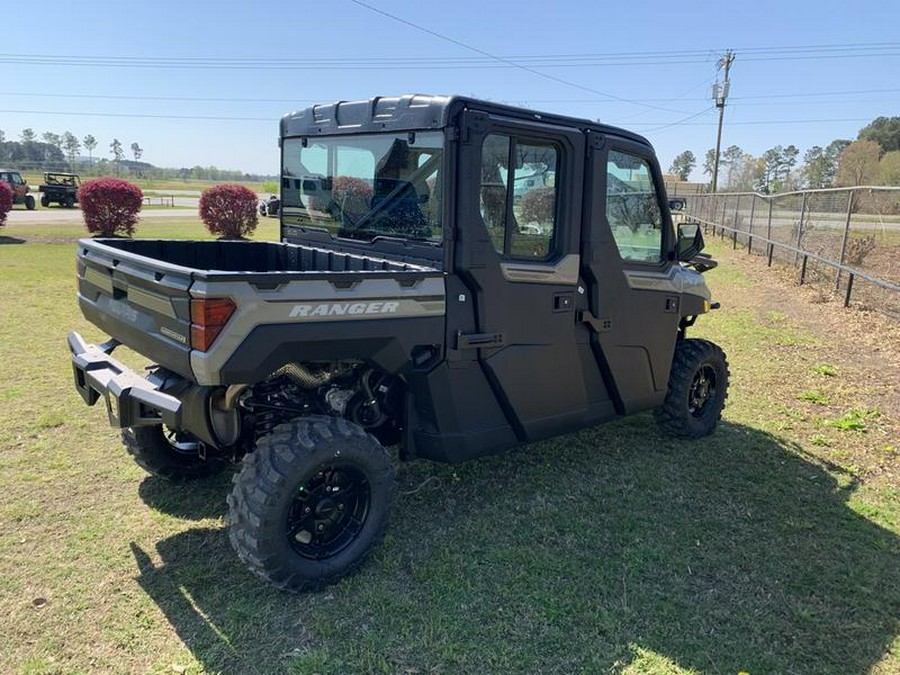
[710,243,899,485]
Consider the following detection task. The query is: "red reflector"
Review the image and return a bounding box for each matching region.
[190,297,235,351]
[191,323,226,352]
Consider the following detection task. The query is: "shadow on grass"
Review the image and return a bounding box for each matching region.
[131,420,900,674]
[0,235,25,245]
[137,469,233,521]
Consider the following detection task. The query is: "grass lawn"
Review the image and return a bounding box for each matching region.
[0,219,897,674]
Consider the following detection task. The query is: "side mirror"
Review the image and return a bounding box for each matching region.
[677,222,705,261]
[668,197,686,211]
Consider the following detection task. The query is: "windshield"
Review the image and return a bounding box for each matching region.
[281,132,444,244]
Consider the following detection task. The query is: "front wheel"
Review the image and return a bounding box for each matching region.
[25,195,35,210]
[655,338,729,438]
[227,415,397,592]
[122,425,227,480]
[40,194,49,207]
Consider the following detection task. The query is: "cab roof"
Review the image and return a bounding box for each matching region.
[280,94,650,146]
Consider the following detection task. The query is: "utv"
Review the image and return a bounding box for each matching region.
[68,94,728,591]
[39,172,80,208]
[0,169,36,209]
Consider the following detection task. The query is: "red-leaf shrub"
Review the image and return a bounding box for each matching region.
[199,184,258,239]
[331,176,372,217]
[518,187,556,224]
[0,181,12,228]
[78,178,143,237]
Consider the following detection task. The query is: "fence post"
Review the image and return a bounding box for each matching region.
[800,255,808,285]
[720,196,728,235]
[794,192,808,266]
[835,189,854,290]
[766,198,773,242]
[733,194,741,232]
[747,195,757,254]
[844,273,854,307]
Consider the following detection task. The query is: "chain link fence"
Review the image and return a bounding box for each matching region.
[685,187,900,318]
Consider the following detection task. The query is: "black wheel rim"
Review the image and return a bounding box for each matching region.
[688,364,718,418]
[286,466,371,560]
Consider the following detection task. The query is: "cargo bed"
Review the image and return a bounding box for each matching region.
[75,238,445,385]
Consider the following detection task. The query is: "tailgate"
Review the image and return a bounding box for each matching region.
[76,240,194,378]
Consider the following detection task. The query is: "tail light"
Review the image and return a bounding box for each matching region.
[190,297,236,351]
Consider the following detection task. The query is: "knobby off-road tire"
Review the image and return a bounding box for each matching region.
[655,338,729,438]
[227,415,397,592]
[122,425,226,480]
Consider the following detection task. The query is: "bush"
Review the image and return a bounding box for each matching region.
[518,187,556,224]
[78,178,143,237]
[0,181,12,228]
[331,176,372,218]
[199,184,258,239]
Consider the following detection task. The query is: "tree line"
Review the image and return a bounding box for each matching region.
[0,127,273,182]
[667,116,900,192]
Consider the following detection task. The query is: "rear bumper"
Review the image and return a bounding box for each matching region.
[68,331,181,429]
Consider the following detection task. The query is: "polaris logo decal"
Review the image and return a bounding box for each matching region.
[289,301,400,318]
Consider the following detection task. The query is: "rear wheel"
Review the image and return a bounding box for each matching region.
[227,415,396,592]
[40,194,49,207]
[122,425,227,480]
[25,195,35,210]
[655,338,729,438]
[63,196,75,208]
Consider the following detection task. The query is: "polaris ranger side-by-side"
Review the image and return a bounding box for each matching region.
[68,95,728,591]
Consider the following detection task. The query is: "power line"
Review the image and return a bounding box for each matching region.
[0,109,271,122]
[346,0,677,112]
[0,107,871,129]
[0,44,897,71]
[638,107,717,133]
[3,87,899,106]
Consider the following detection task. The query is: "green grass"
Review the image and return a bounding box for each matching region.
[825,408,881,433]
[0,233,897,674]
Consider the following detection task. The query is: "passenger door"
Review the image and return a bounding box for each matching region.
[580,133,682,413]
[451,111,615,442]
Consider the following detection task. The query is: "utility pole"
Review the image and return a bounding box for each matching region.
[711,50,735,193]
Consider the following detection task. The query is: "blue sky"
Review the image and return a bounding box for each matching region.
[1,0,897,178]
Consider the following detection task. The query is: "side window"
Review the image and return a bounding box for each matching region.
[479,133,559,259]
[606,150,663,263]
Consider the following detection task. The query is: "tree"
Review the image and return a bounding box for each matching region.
[801,146,830,189]
[110,138,124,176]
[718,145,744,188]
[728,154,766,192]
[78,178,143,237]
[20,128,35,143]
[801,141,848,189]
[878,150,900,186]
[858,116,900,153]
[0,129,5,143]
[130,142,143,162]
[702,148,716,177]
[199,184,259,239]
[780,145,799,177]
[668,150,696,181]
[836,140,882,186]
[62,132,81,170]
[83,135,98,170]
[41,132,61,149]
[759,147,783,192]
